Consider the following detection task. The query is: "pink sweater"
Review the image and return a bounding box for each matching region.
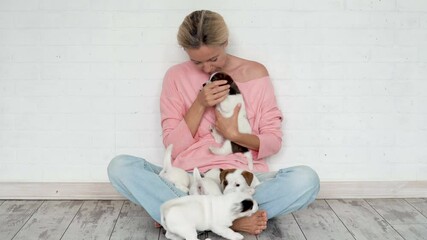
[160,61,283,173]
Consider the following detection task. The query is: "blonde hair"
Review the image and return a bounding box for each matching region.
[177,10,229,49]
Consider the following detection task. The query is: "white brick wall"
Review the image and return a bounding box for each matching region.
[0,0,426,182]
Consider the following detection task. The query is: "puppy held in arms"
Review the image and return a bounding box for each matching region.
[161,191,258,240]
[159,144,190,193]
[207,72,254,170]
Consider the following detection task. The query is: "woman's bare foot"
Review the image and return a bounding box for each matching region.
[231,210,268,235]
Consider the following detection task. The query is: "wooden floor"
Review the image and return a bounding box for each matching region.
[1,199,427,240]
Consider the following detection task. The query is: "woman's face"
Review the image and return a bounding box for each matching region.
[185,45,228,75]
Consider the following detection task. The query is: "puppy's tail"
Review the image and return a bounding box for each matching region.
[163,144,173,169]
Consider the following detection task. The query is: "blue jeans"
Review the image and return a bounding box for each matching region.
[107,155,320,223]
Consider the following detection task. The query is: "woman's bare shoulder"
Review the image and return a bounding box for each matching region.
[245,60,269,80]
[230,57,269,82]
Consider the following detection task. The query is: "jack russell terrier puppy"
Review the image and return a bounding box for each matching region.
[161,191,258,240]
[189,167,222,196]
[219,169,260,195]
[159,144,191,193]
[205,72,254,170]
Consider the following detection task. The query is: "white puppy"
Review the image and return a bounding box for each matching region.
[220,169,260,195]
[206,72,254,170]
[159,144,190,193]
[189,167,222,196]
[161,192,258,240]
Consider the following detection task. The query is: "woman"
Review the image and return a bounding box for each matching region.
[108,10,320,235]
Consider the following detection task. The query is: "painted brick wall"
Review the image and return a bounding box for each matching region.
[0,0,426,182]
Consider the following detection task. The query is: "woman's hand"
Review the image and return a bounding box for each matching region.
[214,104,260,151]
[196,80,230,108]
[214,104,241,141]
[184,80,230,137]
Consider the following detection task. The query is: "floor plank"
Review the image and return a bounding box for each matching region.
[61,200,123,240]
[1,199,426,240]
[406,198,427,217]
[367,199,427,240]
[393,224,427,240]
[110,201,160,240]
[293,200,355,240]
[0,200,43,240]
[12,201,83,240]
[257,213,305,240]
[206,231,256,240]
[367,199,427,225]
[327,199,404,240]
[159,229,209,240]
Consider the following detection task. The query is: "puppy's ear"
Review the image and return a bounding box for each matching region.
[242,171,254,186]
[193,167,202,182]
[240,199,254,212]
[219,169,234,188]
[219,169,229,188]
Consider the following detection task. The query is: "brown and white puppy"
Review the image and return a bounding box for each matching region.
[205,72,254,170]
[219,169,260,195]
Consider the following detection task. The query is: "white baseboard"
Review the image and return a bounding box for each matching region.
[0,181,426,200]
[317,181,427,199]
[0,182,125,200]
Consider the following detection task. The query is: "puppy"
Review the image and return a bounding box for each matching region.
[159,144,190,193]
[220,169,260,195]
[206,72,254,170]
[189,167,222,196]
[161,191,258,240]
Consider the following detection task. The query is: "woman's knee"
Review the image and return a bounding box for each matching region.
[107,154,139,180]
[279,165,320,191]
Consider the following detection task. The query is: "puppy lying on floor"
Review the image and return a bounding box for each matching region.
[161,191,258,240]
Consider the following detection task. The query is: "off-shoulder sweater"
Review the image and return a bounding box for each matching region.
[160,61,283,172]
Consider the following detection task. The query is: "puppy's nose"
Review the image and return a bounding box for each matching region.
[241,199,254,212]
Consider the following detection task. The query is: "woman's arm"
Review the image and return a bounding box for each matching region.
[214,104,260,151]
[184,80,230,136]
[254,79,283,159]
[160,68,230,157]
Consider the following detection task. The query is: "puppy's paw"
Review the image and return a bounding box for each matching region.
[210,126,224,143]
[209,146,217,154]
[209,145,231,156]
[230,232,244,240]
[165,231,183,240]
[176,185,189,193]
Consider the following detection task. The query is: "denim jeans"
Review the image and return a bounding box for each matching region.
[107,154,320,223]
